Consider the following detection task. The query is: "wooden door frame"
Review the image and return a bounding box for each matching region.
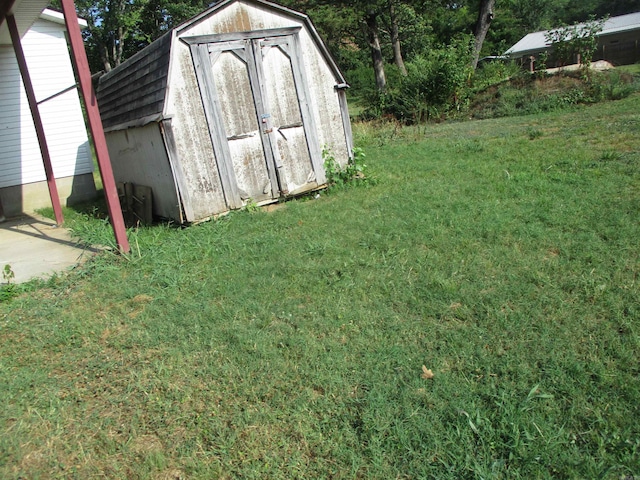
[189,42,243,209]
[184,27,324,208]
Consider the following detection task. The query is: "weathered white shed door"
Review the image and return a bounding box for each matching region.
[189,28,324,209]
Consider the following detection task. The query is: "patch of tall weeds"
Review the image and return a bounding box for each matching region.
[323,146,374,189]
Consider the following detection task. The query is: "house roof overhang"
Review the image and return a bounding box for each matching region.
[0,0,130,252]
[0,0,49,44]
[0,1,86,44]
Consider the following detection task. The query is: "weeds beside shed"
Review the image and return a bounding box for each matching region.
[96,0,353,223]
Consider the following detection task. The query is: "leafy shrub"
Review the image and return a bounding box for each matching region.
[469,69,640,119]
[346,64,376,99]
[362,36,474,123]
[472,60,521,92]
[585,70,639,101]
[323,147,372,188]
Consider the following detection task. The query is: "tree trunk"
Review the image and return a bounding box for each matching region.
[471,0,495,70]
[389,0,407,76]
[116,26,124,67]
[365,9,387,91]
[110,37,117,68]
[101,44,112,72]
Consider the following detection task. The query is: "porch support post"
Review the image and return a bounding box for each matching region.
[7,14,64,225]
[60,0,130,253]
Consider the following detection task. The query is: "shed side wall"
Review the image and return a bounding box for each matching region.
[104,124,181,220]
[299,26,350,165]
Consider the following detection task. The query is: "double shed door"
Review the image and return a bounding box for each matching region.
[188,28,324,210]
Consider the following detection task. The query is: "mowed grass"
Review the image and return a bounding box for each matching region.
[1,95,639,479]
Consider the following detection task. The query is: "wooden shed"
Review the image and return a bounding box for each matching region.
[96,0,353,223]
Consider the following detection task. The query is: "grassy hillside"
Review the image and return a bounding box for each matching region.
[1,94,639,478]
[468,67,640,119]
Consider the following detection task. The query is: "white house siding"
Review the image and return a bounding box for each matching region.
[0,17,92,190]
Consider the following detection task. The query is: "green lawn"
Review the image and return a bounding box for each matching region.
[1,94,639,479]
[617,63,640,76]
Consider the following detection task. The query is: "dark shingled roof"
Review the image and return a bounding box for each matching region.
[96,31,172,131]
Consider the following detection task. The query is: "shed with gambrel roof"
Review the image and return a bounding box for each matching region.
[96,0,353,223]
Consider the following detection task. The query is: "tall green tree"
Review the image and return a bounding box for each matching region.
[568,0,640,22]
[53,0,211,72]
[471,0,495,68]
[389,0,408,75]
[135,0,212,48]
[51,0,146,72]
[364,4,388,90]
[281,0,391,91]
[275,0,364,71]
[508,0,568,31]
[595,0,640,17]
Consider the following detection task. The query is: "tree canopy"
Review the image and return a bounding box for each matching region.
[277,0,640,91]
[59,0,640,88]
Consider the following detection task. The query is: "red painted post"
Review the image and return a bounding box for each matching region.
[0,0,17,29]
[59,0,130,253]
[7,14,64,226]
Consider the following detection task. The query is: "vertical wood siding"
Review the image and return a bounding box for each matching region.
[171,0,350,216]
[0,18,92,189]
[163,41,228,220]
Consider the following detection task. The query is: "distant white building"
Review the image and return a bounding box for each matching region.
[0,8,96,217]
[505,11,640,69]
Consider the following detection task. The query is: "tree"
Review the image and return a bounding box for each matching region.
[53,0,213,73]
[508,0,568,31]
[276,0,433,90]
[285,0,390,91]
[136,0,212,48]
[471,0,495,69]
[594,0,640,17]
[365,6,388,90]
[389,0,407,75]
[544,16,605,67]
[73,0,146,72]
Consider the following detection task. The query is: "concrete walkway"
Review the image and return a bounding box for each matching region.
[0,214,98,284]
